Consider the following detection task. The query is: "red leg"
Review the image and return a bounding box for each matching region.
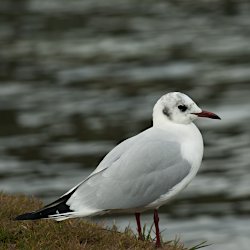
[135,213,143,240]
[154,209,161,248]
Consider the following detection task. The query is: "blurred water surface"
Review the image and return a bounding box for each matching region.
[0,1,250,249]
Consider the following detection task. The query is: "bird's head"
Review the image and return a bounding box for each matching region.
[153,92,221,125]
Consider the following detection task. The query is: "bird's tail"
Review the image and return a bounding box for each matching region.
[15,190,102,221]
[15,191,74,221]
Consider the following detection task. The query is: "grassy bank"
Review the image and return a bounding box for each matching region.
[0,193,202,250]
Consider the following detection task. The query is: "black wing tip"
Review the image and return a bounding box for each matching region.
[15,212,41,221]
[15,198,73,221]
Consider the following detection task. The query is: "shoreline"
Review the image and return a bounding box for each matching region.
[0,192,193,249]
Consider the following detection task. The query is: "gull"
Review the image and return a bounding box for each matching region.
[15,92,220,247]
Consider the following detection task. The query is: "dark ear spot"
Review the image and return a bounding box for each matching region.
[163,107,170,117]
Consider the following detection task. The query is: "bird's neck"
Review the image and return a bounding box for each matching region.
[153,111,204,170]
[152,109,198,138]
[153,116,195,133]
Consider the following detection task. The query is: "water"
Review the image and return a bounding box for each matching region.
[1,1,250,249]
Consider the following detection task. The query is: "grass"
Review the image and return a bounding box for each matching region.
[0,193,207,250]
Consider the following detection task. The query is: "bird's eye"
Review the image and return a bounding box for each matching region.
[178,105,187,112]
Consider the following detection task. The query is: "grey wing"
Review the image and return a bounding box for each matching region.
[67,130,191,212]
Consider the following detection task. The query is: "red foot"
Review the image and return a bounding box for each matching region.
[135,213,144,240]
[154,209,162,248]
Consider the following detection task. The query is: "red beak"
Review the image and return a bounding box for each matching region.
[193,110,221,120]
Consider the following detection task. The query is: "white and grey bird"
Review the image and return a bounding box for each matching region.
[16,92,220,247]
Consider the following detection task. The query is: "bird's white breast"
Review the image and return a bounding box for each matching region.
[146,122,204,209]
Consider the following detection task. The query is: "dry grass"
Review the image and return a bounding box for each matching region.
[0,193,188,250]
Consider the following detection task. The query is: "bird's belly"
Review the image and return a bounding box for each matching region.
[145,164,199,210]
